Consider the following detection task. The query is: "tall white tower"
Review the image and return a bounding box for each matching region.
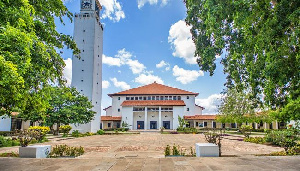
[71,0,103,133]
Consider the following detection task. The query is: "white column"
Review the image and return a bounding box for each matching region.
[212,121,214,128]
[159,106,162,129]
[264,122,267,129]
[194,120,196,128]
[275,121,278,129]
[144,107,147,130]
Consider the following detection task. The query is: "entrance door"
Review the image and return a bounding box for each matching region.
[163,121,170,129]
[137,121,144,129]
[150,121,157,129]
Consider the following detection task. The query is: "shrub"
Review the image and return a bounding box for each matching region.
[0,136,19,147]
[0,131,13,136]
[160,127,165,133]
[204,131,223,156]
[164,145,171,156]
[97,129,105,135]
[60,125,72,136]
[244,137,266,144]
[269,151,287,156]
[50,144,84,157]
[28,126,50,141]
[0,152,19,157]
[17,129,40,147]
[84,132,94,136]
[71,130,82,137]
[240,125,253,138]
[265,130,297,151]
[287,146,300,155]
[172,144,180,156]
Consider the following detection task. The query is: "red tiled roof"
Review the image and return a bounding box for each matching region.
[101,116,122,121]
[184,115,216,120]
[195,104,205,110]
[103,106,112,111]
[108,82,198,97]
[121,100,186,106]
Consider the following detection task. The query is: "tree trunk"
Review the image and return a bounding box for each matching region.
[54,123,60,135]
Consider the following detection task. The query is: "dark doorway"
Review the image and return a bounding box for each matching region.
[163,121,170,129]
[137,121,144,129]
[222,123,225,128]
[150,121,157,129]
[213,122,216,128]
[11,118,22,130]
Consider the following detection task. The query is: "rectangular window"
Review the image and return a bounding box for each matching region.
[118,108,120,112]
[135,97,138,100]
[196,122,198,127]
[187,108,189,111]
[165,96,168,100]
[156,96,159,100]
[147,96,151,100]
[118,97,120,100]
[108,123,111,128]
[178,96,181,100]
[204,122,207,127]
[139,97,142,100]
[143,97,147,100]
[160,96,164,100]
[169,96,172,100]
[152,96,155,100]
[187,96,189,99]
[126,97,129,100]
[173,96,177,100]
[131,97,134,100]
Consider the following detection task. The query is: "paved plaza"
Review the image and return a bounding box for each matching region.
[0,132,299,170]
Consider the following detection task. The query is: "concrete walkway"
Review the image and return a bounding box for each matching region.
[1,156,300,171]
[0,132,299,170]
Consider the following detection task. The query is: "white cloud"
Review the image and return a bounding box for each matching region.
[196,94,223,114]
[102,54,121,66]
[127,59,146,74]
[168,20,197,64]
[172,65,204,84]
[137,0,169,9]
[110,77,130,90]
[134,74,164,85]
[102,80,110,88]
[99,0,125,22]
[63,58,72,86]
[103,48,146,74]
[156,60,170,71]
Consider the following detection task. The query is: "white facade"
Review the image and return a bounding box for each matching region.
[0,115,11,131]
[103,82,203,130]
[71,0,103,133]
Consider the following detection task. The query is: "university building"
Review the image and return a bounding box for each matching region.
[102,82,212,130]
[101,82,284,130]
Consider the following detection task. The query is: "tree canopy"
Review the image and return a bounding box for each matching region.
[0,0,79,117]
[217,88,255,124]
[184,0,299,112]
[21,87,95,131]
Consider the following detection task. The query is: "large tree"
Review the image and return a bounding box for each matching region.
[0,0,79,117]
[22,87,95,134]
[217,88,256,126]
[184,0,299,111]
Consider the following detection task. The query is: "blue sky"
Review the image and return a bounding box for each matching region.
[59,0,226,114]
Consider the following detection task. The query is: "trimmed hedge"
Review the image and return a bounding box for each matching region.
[103,128,129,132]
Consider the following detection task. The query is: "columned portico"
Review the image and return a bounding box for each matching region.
[144,107,148,130]
[158,107,162,129]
